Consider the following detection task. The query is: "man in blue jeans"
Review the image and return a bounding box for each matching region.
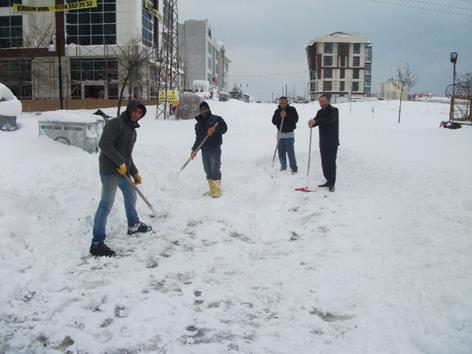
[272,96,299,174]
[91,101,152,257]
[190,102,228,198]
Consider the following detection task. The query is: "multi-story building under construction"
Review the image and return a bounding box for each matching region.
[0,0,181,103]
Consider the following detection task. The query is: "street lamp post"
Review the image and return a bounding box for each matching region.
[450,52,458,121]
[450,52,458,97]
[48,36,64,109]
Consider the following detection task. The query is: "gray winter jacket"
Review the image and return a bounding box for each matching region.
[98,101,147,176]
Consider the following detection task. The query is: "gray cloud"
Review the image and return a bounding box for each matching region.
[180,0,472,100]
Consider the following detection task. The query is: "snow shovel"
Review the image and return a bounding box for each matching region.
[271,115,286,177]
[295,128,315,192]
[124,175,157,218]
[179,121,220,174]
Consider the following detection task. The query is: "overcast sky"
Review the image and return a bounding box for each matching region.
[179,0,472,100]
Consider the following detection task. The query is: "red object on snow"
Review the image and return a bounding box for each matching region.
[295,187,314,192]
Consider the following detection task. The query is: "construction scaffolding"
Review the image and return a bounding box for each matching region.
[446,81,472,124]
[155,0,181,120]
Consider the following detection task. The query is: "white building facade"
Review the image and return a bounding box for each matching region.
[178,19,230,92]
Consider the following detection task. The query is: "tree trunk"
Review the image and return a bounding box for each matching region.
[117,70,131,116]
[398,86,404,124]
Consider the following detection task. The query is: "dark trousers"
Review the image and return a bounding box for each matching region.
[202,147,222,180]
[278,137,298,172]
[320,146,338,187]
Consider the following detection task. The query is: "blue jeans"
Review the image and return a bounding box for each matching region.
[92,174,139,243]
[202,147,222,180]
[278,138,298,172]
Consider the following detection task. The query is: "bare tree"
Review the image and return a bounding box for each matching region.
[9,24,54,100]
[116,40,152,116]
[391,64,417,124]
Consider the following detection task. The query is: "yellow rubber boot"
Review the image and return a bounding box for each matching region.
[203,180,213,197]
[212,180,222,198]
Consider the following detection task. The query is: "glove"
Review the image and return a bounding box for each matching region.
[207,127,215,137]
[116,163,127,176]
[133,175,142,185]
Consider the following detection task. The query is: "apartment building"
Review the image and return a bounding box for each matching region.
[306,32,372,100]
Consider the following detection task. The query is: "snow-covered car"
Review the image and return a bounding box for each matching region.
[0,82,22,131]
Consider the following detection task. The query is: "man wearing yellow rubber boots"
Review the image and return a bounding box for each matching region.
[190,102,228,198]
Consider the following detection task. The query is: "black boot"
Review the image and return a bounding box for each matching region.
[318,182,330,188]
[329,185,335,192]
[127,222,152,235]
[90,242,116,257]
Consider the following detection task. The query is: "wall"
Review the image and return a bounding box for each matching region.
[20,99,159,113]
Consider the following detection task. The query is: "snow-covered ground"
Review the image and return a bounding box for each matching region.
[0,100,471,354]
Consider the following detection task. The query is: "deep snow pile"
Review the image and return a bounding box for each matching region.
[0,100,471,354]
[0,82,22,117]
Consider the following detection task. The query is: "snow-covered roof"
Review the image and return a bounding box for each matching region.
[307,32,370,46]
[39,111,103,124]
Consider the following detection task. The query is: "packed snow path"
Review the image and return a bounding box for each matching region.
[1,100,471,353]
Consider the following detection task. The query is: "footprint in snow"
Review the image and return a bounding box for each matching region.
[309,307,354,322]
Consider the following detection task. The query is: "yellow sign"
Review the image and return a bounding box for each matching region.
[159,90,179,104]
[144,0,163,21]
[13,0,97,13]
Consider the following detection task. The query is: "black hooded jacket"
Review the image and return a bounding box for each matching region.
[192,112,228,152]
[314,104,339,147]
[98,101,147,176]
[272,105,299,133]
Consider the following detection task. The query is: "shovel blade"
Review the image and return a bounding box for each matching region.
[295,186,314,192]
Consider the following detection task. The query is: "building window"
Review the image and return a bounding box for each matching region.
[0,0,21,7]
[0,16,22,48]
[353,56,360,67]
[142,3,154,47]
[339,56,347,67]
[70,58,118,81]
[352,82,359,92]
[324,43,333,54]
[340,69,345,79]
[353,69,360,79]
[66,0,116,45]
[0,59,31,98]
[323,68,332,79]
[340,81,345,92]
[71,84,81,99]
[323,55,333,67]
[108,84,118,99]
[323,81,332,92]
[353,43,361,54]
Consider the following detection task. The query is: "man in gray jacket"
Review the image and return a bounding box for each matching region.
[91,101,152,257]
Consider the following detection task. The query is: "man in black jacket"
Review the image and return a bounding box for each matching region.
[190,101,228,198]
[308,94,339,192]
[91,101,152,257]
[272,96,299,173]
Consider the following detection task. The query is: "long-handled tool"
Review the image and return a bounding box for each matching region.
[124,175,157,217]
[295,128,315,192]
[271,114,286,177]
[179,121,219,174]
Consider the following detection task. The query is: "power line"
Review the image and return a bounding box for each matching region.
[407,0,472,11]
[368,0,472,17]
